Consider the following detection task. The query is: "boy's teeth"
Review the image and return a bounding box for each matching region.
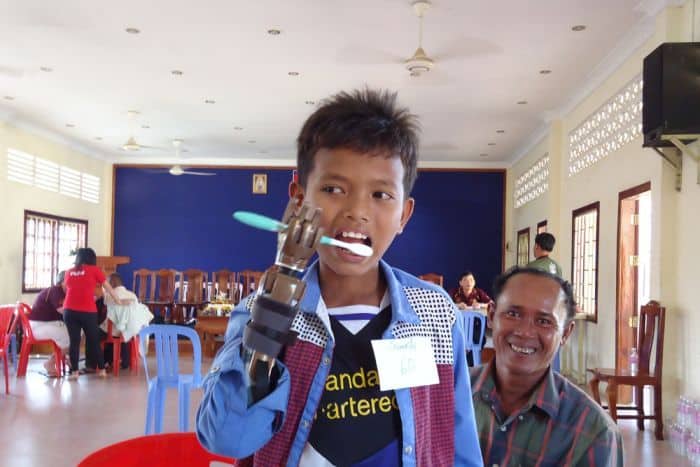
[341,231,367,240]
[510,343,535,355]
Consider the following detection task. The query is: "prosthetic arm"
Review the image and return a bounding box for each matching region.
[242,200,323,404]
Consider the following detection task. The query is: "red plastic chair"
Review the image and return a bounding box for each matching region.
[16,302,66,377]
[1,304,19,394]
[78,432,235,467]
[100,320,139,376]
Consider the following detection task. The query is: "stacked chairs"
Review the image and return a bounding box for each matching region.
[1,304,18,394]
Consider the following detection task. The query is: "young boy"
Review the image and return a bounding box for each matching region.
[196,89,482,466]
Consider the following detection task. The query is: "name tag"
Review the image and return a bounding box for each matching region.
[371,336,439,391]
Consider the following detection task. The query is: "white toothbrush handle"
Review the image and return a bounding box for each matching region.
[320,237,373,257]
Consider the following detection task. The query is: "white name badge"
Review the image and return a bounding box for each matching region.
[371,336,439,391]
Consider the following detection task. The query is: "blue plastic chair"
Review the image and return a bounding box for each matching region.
[459,311,487,366]
[139,325,202,434]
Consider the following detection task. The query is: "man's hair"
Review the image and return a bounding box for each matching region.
[296,88,420,196]
[534,233,556,252]
[459,271,475,281]
[74,247,97,267]
[492,266,576,323]
[109,273,123,286]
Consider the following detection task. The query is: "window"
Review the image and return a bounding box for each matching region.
[6,148,101,203]
[537,220,547,234]
[516,227,530,266]
[22,211,88,292]
[571,202,600,322]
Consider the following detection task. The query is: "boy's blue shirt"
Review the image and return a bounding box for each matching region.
[196,259,482,466]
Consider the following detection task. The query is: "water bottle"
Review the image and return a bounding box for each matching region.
[629,347,639,375]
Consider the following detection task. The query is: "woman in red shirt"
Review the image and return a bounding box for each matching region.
[63,247,125,379]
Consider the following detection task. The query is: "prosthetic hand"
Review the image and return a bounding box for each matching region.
[242,199,323,404]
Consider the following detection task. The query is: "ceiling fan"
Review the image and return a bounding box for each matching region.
[121,110,167,151]
[404,1,434,77]
[164,140,215,176]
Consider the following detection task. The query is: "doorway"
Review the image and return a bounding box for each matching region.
[616,182,651,403]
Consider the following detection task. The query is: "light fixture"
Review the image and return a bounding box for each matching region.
[248,140,256,144]
[125,27,140,34]
[496,129,505,134]
[66,123,75,128]
[234,126,244,130]
[488,142,496,146]
[305,100,315,105]
[205,99,216,104]
[3,96,14,100]
[141,125,150,129]
[122,137,140,151]
[95,137,103,141]
[259,150,268,154]
[267,29,281,35]
[171,70,183,76]
[571,25,586,32]
[517,100,528,105]
[539,69,552,74]
[127,109,140,115]
[288,71,299,76]
[479,153,488,157]
[40,66,53,72]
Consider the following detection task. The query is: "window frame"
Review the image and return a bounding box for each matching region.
[571,202,600,323]
[516,227,530,267]
[537,220,548,234]
[22,210,89,293]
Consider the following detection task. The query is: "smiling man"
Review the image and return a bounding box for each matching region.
[470,267,623,466]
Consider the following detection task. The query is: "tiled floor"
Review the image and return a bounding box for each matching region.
[0,356,691,466]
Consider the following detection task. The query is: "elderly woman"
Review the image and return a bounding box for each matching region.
[450,271,493,310]
[29,271,69,376]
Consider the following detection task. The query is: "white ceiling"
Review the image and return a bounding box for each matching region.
[0,0,665,166]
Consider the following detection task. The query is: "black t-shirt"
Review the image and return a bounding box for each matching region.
[307,306,402,466]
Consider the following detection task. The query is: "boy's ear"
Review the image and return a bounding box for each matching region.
[288,181,305,207]
[397,197,415,234]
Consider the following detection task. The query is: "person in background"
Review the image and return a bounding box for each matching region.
[29,270,69,377]
[63,247,124,379]
[100,272,150,370]
[451,271,493,310]
[528,232,563,277]
[470,267,623,466]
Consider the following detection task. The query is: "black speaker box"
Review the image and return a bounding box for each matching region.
[643,42,700,147]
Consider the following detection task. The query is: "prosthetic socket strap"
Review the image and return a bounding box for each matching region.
[243,294,299,358]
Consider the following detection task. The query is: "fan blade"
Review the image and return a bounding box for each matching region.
[0,65,25,78]
[139,144,169,151]
[181,171,216,176]
[430,36,501,63]
[336,45,404,65]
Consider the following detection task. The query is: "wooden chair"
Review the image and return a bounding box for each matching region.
[175,269,208,324]
[236,270,264,303]
[210,269,236,301]
[143,269,179,323]
[588,300,666,440]
[418,273,444,288]
[132,269,154,302]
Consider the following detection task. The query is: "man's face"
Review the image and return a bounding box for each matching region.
[293,147,414,278]
[460,274,476,291]
[488,273,574,378]
[109,277,119,289]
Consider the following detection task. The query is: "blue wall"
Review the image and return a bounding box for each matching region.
[113,167,504,296]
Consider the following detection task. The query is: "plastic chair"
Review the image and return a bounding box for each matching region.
[1,304,19,394]
[101,320,140,376]
[78,432,235,466]
[16,302,66,377]
[459,310,486,366]
[139,324,202,434]
[418,273,444,287]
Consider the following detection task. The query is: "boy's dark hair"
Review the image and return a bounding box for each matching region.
[74,247,97,268]
[296,88,420,196]
[459,271,474,281]
[534,232,556,252]
[492,266,577,323]
[109,273,124,286]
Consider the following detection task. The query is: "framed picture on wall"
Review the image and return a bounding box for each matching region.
[252,173,267,194]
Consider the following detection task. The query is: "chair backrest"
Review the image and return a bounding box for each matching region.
[236,270,264,301]
[0,304,18,351]
[77,432,235,467]
[418,273,444,288]
[133,269,155,302]
[459,310,486,365]
[15,302,36,342]
[181,269,207,303]
[139,325,202,385]
[211,269,235,301]
[154,269,179,302]
[638,300,665,377]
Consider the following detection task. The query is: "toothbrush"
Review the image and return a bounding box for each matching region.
[233,211,374,257]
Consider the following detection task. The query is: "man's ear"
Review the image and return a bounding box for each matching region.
[560,320,575,346]
[487,307,495,329]
[398,197,415,234]
[288,181,305,207]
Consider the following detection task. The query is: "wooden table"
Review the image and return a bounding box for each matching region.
[195,315,229,357]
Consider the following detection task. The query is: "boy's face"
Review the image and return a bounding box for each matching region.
[292,147,414,278]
